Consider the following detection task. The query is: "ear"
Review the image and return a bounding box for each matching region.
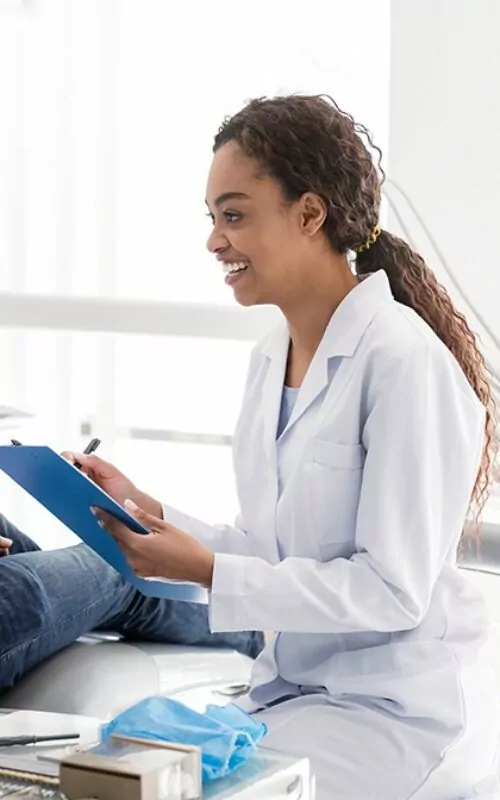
[298,192,327,236]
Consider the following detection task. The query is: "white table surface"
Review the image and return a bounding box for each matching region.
[0,709,312,798]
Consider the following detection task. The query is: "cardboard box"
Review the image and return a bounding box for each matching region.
[60,734,201,800]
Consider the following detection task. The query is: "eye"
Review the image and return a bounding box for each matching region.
[223,210,242,224]
[205,209,242,225]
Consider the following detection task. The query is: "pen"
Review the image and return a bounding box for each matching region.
[83,437,101,456]
[74,437,101,469]
[0,732,80,748]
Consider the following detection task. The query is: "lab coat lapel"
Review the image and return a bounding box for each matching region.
[284,350,329,433]
[260,324,289,464]
[280,271,394,436]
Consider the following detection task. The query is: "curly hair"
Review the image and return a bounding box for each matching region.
[214,94,498,529]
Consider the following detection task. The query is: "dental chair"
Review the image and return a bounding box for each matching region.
[1,637,253,719]
[458,521,500,684]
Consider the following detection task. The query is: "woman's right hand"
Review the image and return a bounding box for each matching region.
[61,452,162,518]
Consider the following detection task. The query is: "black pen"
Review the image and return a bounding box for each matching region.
[84,437,101,456]
[74,437,101,469]
[0,732,80,747]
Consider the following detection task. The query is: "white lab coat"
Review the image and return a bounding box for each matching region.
[163,273,500,798]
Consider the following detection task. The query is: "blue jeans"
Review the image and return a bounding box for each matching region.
[0,515,263,690]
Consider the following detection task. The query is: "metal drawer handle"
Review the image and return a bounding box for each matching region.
[213,683,250,698]
[286,776,303,799]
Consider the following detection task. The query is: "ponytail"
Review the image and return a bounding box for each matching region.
[356,229,498,527]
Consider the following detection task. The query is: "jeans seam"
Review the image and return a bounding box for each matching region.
[0,595,113,666]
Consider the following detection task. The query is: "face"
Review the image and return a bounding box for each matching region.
[205,142,327,308]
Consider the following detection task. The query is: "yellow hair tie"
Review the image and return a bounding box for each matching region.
[354,224,382,254]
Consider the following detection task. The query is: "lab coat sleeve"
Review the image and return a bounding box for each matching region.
[209,342,485,633]
[161,503,252,556]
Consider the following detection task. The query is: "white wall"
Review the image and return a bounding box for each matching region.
[388,0,500,346]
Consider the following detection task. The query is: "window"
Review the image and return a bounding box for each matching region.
[0,0,392,546]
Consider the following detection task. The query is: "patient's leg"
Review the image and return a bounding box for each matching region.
[0,514,40,554]
[0,533,137,689]
[106,591,264,659]
[0,515,262,690]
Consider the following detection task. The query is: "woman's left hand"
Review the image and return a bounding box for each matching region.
[93,499,214,588]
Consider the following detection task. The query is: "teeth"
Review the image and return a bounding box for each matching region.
[223,262,249,276]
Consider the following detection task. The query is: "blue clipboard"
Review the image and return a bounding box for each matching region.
[0,445,207,603]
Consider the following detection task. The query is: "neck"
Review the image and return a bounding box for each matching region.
[283,258,358,358]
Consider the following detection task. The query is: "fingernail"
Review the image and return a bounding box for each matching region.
[90,507,97,516]
[124,498,138,511]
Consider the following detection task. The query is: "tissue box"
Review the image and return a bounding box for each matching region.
[59,734,201,800]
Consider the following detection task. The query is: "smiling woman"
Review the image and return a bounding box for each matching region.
[2,3,498,795]
[105,94,500,798]
[205,141,358,326]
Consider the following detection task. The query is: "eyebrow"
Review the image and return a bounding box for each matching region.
[206,191,251,208]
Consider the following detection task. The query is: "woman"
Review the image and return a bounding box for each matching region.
[91,95,499,798]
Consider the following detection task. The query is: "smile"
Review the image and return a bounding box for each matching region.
[222,262,250,286]
[222,261,250,277]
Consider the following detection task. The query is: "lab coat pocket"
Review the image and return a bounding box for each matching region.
[307,439,365,561]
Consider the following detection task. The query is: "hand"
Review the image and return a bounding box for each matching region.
[94,499,215,588]
[61,452,162,518]
[0,536,12,557]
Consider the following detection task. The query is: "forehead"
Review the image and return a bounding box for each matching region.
[206,142,261,200]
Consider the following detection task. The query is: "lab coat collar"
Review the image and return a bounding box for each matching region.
[259,271,394,449]
[260,271,394,362]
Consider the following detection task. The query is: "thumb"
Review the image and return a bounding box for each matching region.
[124,498,160,531]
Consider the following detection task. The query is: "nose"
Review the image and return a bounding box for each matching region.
[206,225,229,254]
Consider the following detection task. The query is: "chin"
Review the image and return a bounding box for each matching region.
[232,288,263,308]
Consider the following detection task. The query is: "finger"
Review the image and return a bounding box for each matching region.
[78,454,111,470]
[62,451,106,468]
[0,537,13,548]
[61,451,78,465]
[124,499,162,532]
[61,451,91,475]
[75,454,118,481]
[90,507,116,530]
[91,506,136,547]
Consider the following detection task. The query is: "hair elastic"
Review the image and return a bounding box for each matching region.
[354,224,382,254]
